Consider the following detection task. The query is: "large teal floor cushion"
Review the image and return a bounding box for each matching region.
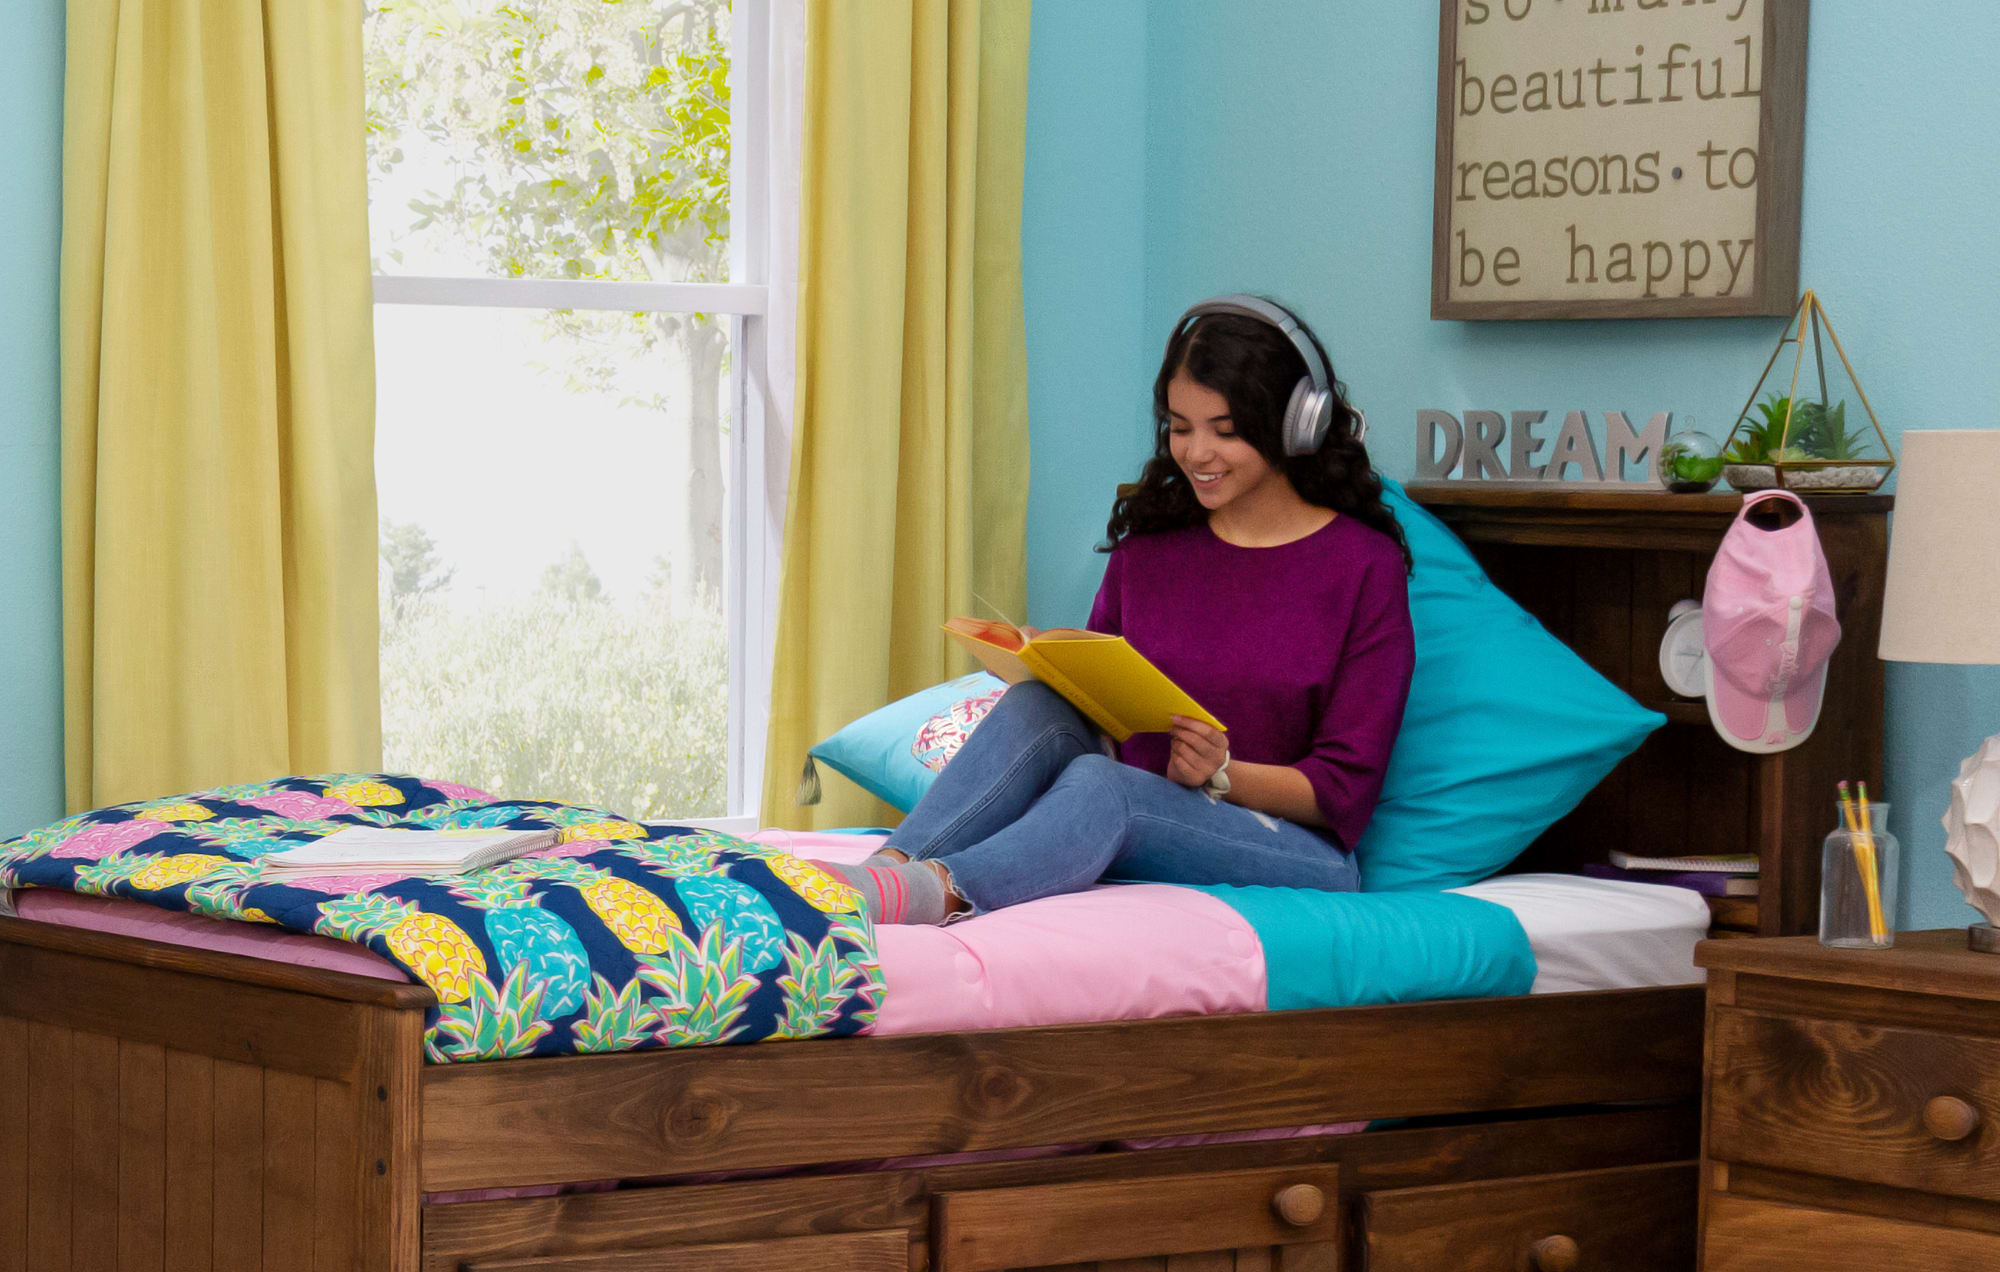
[1358,481,1663,891]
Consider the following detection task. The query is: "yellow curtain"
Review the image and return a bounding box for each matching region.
[61,0,381,811]
[763,0,1034,828]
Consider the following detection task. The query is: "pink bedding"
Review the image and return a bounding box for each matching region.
[11,830,1271,1036]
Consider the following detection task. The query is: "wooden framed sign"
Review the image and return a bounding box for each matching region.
[1432,0,1807,320]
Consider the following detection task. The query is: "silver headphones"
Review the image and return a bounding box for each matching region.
[1171,294,1365,456]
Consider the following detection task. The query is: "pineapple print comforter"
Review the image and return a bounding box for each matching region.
[0,774,882,1063]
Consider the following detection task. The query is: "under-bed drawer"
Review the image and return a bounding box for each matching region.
[1361,1160,1695,1272]
[462,1229,910,1271]
[933,1163,1342,1272]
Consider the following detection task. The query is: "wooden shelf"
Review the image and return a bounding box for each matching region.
[1706,895,1760,932]
[1400,480,1890,938]
[1645,700,1711,725]
[1406,483,1892,515]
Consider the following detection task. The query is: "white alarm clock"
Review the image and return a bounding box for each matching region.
[1658,600,1708,699]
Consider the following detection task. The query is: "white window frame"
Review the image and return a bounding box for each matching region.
[370,0,780,834]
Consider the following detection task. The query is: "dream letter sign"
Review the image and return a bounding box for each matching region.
[1418,409,1671,488]
[1432,0,1807,320]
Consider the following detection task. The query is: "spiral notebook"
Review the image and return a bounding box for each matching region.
[1606,850,1759,876]
[1582,863,1760,896]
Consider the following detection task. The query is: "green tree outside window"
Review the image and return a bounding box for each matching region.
[367,0,735,820]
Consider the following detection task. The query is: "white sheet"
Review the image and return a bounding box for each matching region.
[1455,872,1711,993]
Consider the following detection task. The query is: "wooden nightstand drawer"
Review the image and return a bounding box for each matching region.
[1708,1007,2000,1200]
[1704,1195,2000,1271]
[1362,1161,1695,1271]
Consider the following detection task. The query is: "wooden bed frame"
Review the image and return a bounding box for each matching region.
[0,488,1889,1272]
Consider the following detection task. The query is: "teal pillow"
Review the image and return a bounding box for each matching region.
[1358,481,1664,890]
[807,672,1008,811]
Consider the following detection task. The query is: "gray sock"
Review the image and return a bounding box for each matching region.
[862,848,908,867]
[824,859,950,925]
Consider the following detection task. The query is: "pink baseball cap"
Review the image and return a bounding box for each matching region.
[1702,490,1842,753]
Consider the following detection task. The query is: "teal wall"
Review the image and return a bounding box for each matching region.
[1021,0,1152,629]
[0,0,65,838]
[1023,2,1998,930]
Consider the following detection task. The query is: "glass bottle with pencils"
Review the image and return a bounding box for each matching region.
[1820,782,1898,950]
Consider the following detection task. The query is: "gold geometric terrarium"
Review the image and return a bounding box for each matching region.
[1721,290,1896,493]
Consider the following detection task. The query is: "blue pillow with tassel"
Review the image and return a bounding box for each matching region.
[801,672,1008,811]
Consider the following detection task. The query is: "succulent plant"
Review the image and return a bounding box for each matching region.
[1791,399,1874,461]
[1726,394,1872,464]
[1725,394,1795,463]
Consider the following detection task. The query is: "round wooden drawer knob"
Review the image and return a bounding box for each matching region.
[1530,1234,1579,1272]
[1925,1095,1982,1142]
[1271,1183,1325,1227]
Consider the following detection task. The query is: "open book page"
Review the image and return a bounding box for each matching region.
[941,618,1221,741]
[942,618,1035,684]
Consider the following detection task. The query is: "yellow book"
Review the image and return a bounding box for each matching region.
[942,618,1223,742]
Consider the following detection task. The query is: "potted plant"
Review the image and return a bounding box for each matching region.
[1658,431,1726,493]
[1721,394,1794,491]
[1722,394,1890,492]
[1721,291,1897,494]
[1785,399,1884,490]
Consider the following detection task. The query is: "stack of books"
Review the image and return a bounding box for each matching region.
[1581,850,1759,897]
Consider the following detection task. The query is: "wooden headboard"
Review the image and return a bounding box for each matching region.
[1409,484,1892,938]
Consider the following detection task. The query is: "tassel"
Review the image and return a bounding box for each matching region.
[797,755,823,805]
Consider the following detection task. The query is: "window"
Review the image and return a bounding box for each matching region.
[365,0,775,828]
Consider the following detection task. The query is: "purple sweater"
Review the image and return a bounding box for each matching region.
[1086,515,1415,851]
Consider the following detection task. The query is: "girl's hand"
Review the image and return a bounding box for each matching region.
[1166,716,1229,787]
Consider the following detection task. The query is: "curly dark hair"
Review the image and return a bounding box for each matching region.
[1101,300,1412,572]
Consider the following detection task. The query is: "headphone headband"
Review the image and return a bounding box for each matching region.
[1172,294,1348,455]
[1175,295,1331,396]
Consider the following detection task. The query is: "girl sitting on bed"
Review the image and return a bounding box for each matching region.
[825,295,1416,925]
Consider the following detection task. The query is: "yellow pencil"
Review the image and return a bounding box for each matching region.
[1853,781,1887,943]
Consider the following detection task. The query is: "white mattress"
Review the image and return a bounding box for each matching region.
[1454,872,1711,994]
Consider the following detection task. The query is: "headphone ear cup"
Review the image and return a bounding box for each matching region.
[1284,378,1332,456]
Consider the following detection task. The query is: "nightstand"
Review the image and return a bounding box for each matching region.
[1696,931,2000,1270]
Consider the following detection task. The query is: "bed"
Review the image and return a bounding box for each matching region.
[0,486,1890,1272]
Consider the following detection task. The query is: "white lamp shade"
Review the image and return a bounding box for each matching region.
[1878,429,2000,665]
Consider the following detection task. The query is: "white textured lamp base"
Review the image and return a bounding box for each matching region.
[1944,733,2000,952]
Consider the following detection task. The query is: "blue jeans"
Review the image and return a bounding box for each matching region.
[883,682,1359,912]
